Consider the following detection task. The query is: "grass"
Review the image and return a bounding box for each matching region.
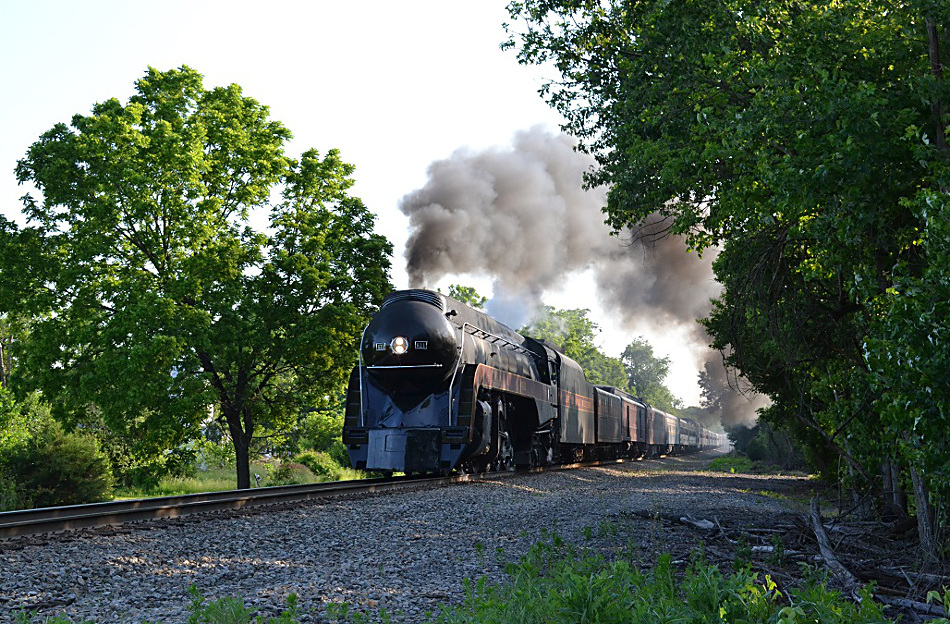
[706,453,799,475]
[114,465,237,500]
[423,534,899,624]
[115,457,366,500]
[18,526,948,623]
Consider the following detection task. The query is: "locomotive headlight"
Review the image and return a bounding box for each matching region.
[391,336,409,355]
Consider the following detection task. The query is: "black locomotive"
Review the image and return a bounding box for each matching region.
[343,289,725,475]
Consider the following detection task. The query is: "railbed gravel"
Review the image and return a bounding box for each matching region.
[0,451,811,623]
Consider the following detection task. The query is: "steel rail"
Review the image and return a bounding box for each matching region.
[0,457,640,540]
[0,474,460,539]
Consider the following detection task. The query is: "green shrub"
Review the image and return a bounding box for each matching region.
[6,420,114,508]
[299,410,344,453]
[294,450,342,478]
[427,534,896,624]
[195,437,237,470]
[266,461,314,486]
[0,471,27,512]
[85,416,195,490]
[327,440,351,469]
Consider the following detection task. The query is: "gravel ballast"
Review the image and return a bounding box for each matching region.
[0,451,812,622]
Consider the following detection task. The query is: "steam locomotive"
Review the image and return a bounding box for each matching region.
[343,289,726,475]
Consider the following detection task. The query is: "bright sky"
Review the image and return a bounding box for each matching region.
[0,1,706,404]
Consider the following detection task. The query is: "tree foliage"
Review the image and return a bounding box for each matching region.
[505,0,950,554]
[521,308,683,411]
[9,66,393,489]
[621,337,680,412]
[446,284,488,310]
[0,388,114,509]
[521,306,628,390]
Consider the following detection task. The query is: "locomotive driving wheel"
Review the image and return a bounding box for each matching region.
[494,425,513,471]
[530,428,558,468]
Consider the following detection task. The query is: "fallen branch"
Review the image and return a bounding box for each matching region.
[874,595,947,619]
[810,497,862,595]
[860,567,950,590]
[680,515,715,531]
[713,517,737,544]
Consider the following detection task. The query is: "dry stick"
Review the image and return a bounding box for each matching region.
[810,497,948,619]
[810,496,862,595]
[874,596,947,619]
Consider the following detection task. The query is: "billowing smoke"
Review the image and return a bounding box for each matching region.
[399,127,763,426]
[401,128,608,326]
[699,357,771,428]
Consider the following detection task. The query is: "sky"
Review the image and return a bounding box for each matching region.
[0,1,711,405]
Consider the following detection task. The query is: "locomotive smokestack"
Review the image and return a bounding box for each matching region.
[399,127,763,426]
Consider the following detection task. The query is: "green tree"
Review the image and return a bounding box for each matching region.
[0,315,20,391]
[445,284,487,310]
[520,306,628,389]
[620,337,680,411]
[505,0,949,554]
[0,216,36,392]
[11,66,392,489]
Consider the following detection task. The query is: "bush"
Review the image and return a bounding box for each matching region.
[195,437,236,470]
[294,450,340,478]
[327,440,351,469]
[1,390,114,509]
[5,419,114,508]
[85,416,195,490]
[429,534,895,624]
[265,461,313,486]
[727,421,807,471]
[299,410,344,453]
[0,472,26,512]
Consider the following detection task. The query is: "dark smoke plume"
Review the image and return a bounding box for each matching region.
[399,127,763,426]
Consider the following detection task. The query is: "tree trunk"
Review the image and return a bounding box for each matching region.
[925,18,947,151]
[880,459,908,520]
[0,339,7,389]
[908,464,938,564]
[225,407,252,490]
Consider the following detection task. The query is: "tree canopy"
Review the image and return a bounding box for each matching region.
[520,307,681,412]
[621,337,680,412]
[445,284,488,310]
[505,0,950,555]
[521,306,627,389]
[8,66,393,489]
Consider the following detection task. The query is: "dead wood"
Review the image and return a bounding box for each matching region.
[809,496,862,596]
[875,595,947,619]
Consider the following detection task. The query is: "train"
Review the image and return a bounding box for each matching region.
[342,289,726,475]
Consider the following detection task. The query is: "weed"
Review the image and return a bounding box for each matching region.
[598,517,618,538]
[769,534,787,567]
[734,536,753,570]
[186,586,300,623]
[429,533,897,623]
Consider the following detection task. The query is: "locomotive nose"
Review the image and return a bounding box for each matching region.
[361,293,459,392]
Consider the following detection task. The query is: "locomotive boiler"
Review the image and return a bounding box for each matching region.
[342,289,725,475]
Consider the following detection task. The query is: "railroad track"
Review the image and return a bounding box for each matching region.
[0,473,464,539]
[0,458,634,539]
